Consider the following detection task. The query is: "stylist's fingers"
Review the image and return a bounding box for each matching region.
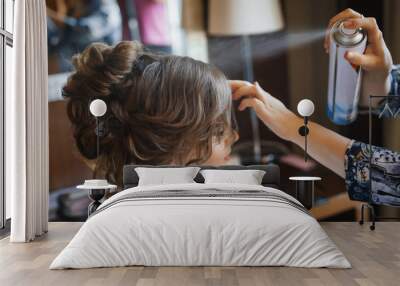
[232,84,257,100]
[229,80,252,93]
[254,81,272,100]
[327,8,362,29]
[344,51,377,70]
[343,18,383,48]
[238,97,264,113]
[232,83,267,104]
[324,8,363,52]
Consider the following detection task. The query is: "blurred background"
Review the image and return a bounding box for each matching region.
[47,0,400,222]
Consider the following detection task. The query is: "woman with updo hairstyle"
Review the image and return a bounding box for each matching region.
[63,41,238,186]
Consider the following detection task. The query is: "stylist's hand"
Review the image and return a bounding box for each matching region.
[230,80,301,141]
[324,8,392,74]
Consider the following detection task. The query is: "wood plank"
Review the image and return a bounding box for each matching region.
[0,222,399,286]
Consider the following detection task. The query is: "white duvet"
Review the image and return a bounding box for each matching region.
[50,183,351,269]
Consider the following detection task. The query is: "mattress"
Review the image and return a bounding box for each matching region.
[50,183,351,269]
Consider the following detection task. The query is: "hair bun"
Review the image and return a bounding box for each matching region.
[63,42,144,169]
[78,43,108,73]
[103,41,142,76]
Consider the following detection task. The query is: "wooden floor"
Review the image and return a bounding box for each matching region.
[0,222,399,286]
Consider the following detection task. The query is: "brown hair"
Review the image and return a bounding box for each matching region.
[63,41,236,186]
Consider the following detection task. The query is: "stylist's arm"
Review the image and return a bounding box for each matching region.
[230,80,351,178]
[231,9,400,206]
[324,8,393,105]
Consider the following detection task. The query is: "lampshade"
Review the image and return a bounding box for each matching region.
[208,0,284,36]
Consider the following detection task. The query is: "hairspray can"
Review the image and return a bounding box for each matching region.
[327,20,367,125]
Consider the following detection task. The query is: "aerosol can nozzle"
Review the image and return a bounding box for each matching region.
[339,22,357,36]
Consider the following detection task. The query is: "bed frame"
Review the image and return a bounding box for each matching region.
[122,164,280,190]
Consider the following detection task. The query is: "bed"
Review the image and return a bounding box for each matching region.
[50,165,350,269]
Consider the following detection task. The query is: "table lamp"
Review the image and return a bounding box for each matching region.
[297,99,315,162]
[290,99,320,209]
[77,99,117,216]
[208,0,284,163]
[89,99,107,158]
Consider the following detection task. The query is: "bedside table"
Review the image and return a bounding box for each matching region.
[289,176,321,209]
[77,180,117,216]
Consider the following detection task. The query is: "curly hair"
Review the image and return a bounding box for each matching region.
[63,41,236,186]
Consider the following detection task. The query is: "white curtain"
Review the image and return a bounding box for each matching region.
[7,0,49,242]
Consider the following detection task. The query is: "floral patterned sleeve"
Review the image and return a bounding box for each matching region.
[345,65,400,206]
[344,66,400,206]
[345,140,400,206]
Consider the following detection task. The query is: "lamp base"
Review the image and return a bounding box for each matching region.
[289,176,321,210]
[88,189,106,216]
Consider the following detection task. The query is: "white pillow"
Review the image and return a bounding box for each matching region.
[135,167,201,186]
[200,169,266,185]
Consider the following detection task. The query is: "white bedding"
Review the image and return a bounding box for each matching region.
[50,183,351,269]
